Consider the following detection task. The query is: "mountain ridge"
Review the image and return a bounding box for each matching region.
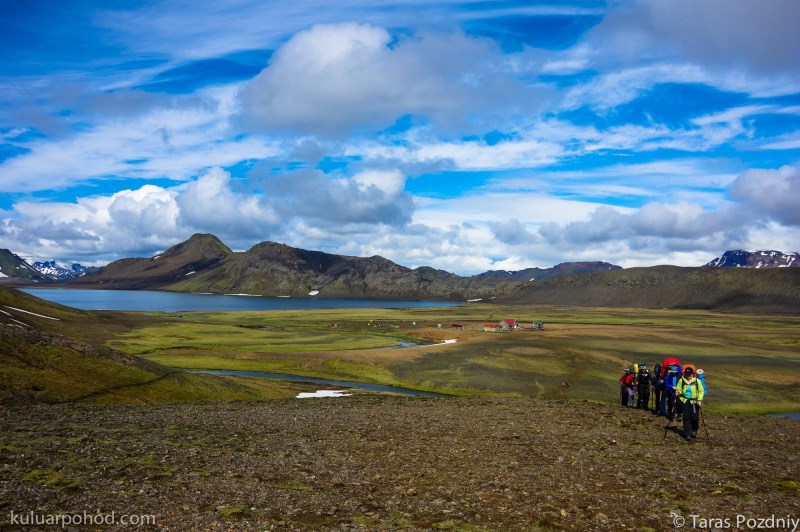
[703,250,799,268]
[499,265,800,312]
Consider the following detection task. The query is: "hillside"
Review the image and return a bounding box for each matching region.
[1,398,798,530]
[67,233,232,290]
[500,265,800,312]
[0,249,51,283]
[477,261,621,281]
[0,286,298,404]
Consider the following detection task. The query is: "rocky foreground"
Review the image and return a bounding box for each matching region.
[1,397,799,531]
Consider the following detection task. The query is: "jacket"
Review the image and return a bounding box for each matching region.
[675,376,705,404]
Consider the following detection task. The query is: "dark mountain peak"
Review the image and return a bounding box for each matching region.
[68,234,233,289]
[160,233,232,260]
[704,250,799,269]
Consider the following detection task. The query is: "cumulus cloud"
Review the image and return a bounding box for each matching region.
[525,163,800,267]
[488,218,539,245]
[177,167,279,236]
[539,200,745,247]
[557,0,800,114]
[728,165,800,226]
[261,168,414,225]
[0,166,416,261]
[238,22,547,136]
[589,0,800,75]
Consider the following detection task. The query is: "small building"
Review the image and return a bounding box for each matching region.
[451,323,464,330]
[483,323,502,332]
[500,319,519,331]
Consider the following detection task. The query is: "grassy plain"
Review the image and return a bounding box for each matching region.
[106,304,800,414]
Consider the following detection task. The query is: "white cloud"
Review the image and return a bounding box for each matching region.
[0,85,278,193]
[728,165,800,226]
[238,22,548,136]
[587,0,800,76]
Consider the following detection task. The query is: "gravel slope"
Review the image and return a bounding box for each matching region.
[1,397,799,531]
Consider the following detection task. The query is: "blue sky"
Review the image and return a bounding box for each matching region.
[1,0,799,274]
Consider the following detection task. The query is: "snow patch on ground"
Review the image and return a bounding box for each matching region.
[308,290,320,296]
[297,390,353,399]
[4,306,60,320]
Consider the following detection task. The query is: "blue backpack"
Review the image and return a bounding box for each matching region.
[696,369,707,395]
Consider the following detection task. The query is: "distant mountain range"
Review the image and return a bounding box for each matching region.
[0,249,51,282]
[2,238,799,310]
[30,260,99,279]
[0,250,97,282]
[703,250,799,268]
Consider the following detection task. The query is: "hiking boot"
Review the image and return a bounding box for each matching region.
[691,432,697,439]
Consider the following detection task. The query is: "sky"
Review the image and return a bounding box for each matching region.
[1,0,799,274]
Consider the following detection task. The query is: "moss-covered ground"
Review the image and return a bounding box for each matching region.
[104,305,800,414]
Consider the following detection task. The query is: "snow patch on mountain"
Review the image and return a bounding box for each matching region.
[703,250,800,269]
[29,259,99,279]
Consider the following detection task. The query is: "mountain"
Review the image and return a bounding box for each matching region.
[499,265,800,312]
[704,250,799,268]
[67,233,233,290]
[476,261,621,282]
[0,249,51,283]
[67,235,626,301]
[31,259,99,279]
[74,237,522,300]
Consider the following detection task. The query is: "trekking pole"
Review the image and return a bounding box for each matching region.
[699,407,712,445]
[662,413,673,441]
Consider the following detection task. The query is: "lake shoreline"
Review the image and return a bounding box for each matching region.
[20,287,461,312]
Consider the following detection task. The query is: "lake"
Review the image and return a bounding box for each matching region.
[20,288,459,312]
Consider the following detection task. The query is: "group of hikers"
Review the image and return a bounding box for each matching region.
[619,358,706,441]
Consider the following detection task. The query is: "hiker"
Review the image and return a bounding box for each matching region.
[620,369,632,406]
[637,365,651,409]
[651,363,662,414]
[675,366,704,440]
[665,364,681,420]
